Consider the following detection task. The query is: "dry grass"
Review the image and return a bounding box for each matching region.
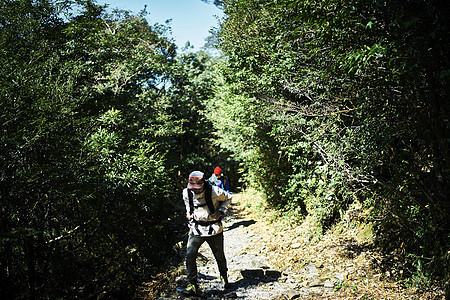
[232,189,446,300]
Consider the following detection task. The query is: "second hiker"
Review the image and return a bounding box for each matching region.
[209,166,230,192]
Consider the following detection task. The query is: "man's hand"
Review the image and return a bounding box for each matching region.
[187,213,194,221]
[210,211,222,220]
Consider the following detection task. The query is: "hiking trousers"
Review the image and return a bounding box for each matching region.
[186,231,227,284]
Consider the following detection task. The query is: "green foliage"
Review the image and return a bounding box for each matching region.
[211,0,449,283]
[406,257,432,289]
[0,0,219,298]
[1,0,448,297]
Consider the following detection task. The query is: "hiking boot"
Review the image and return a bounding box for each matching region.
[177,283,198,296]
[220,275,230,289]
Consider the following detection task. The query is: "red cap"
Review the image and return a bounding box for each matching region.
[214,166,221,175]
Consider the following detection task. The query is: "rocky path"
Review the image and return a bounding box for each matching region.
[160,198,340,299]
[158,192,444,300]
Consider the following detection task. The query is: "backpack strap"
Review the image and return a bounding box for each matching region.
[204,181,214,213]
[188,188,194,215]
[188,182,215,214]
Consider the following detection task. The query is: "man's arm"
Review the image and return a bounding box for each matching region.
[223,177,230,192]
[210,187,232,219]
[182,188,193,220]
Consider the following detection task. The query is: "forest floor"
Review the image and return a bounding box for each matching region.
[145,190,446,300]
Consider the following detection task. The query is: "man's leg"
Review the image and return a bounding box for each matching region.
[206,232,228,279]
[186,232,204,285]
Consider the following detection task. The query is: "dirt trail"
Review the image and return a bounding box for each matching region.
[158,192,445,300]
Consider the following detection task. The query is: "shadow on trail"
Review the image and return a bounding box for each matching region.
[225,220,256,231]
[204,273,281,299]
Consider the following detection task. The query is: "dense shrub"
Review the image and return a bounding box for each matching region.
[209,0,449,283]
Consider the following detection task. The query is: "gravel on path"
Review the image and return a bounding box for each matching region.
[158,192,445,300]
[160,196,338,299]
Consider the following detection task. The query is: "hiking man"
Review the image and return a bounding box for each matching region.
[180,171,232,296]
[209,166,230,192]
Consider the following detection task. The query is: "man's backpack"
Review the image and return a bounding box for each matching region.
[187,181,214,215]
